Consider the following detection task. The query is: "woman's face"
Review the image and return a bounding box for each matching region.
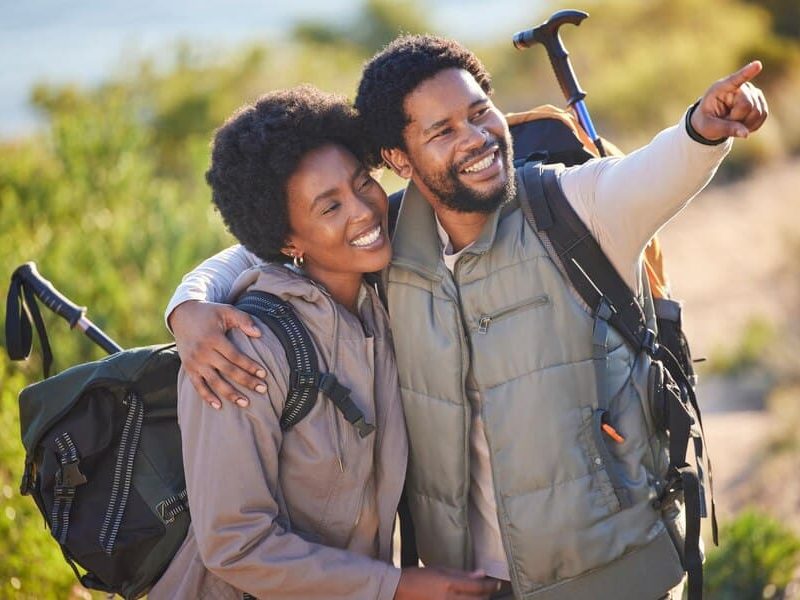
[283,143,391,281]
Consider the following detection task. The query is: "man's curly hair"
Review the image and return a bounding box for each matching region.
[355,34,493,162]
[206,85,366,262]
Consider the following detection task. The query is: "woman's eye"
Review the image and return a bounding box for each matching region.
[321,202,340,215]
[359,176,374,190]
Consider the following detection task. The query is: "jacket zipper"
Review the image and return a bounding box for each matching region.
[476,295,550,334]
[453,257,475,566]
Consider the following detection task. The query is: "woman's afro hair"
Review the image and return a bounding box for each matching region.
[355,34,493,163]
[206,85,367,262]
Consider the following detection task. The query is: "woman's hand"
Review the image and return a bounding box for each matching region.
[395,567,501,599]
[169,300,268,409]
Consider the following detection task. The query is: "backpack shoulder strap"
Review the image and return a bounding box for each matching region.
[234,291,320,430]
[234,290,375,437]
[518,162,715,599]
[518,161,654,353]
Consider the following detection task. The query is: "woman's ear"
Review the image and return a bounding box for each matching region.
[381,147,413,179]
[280,237,301,260]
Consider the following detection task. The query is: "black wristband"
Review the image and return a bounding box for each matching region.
[685,100,729,146]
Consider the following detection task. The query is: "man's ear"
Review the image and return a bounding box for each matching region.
[381,147,413,180]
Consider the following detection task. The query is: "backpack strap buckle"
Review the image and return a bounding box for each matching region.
[58,460,88,490]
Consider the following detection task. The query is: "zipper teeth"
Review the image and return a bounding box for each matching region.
[98,391,143,554]
[477,294,549,333]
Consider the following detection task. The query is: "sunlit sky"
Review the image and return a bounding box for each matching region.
[1,0,546,138]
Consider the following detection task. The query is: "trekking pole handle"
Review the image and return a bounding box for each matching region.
[513,9,606,157]
[14,262,86,328]
[13,262,123,354]
[513,9,589,108]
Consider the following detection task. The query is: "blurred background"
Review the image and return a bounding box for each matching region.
[1,0,799,597]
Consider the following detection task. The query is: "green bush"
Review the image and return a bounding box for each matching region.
[0,357,81,598]
[705,510,800,599]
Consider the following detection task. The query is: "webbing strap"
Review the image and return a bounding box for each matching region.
[678,466,704,600]
[236,291,320,430]
[521,162,654,353]
[590,300,633,509]
[5,271,54,377]
[99,391,144,555]
[519,162,718,590]
[656,345,718,542]
[51,433,86,544]
[235,291,374,437]
[319,373,376,438]
[592,299,614,412]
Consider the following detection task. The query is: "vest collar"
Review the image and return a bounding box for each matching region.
[391,174,521,281]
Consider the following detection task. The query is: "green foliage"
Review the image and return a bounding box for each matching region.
[705,510,800,599]
[0,357,79,598]
[709,317,776,375]
[294,0,433,55]
[744,0,800,40]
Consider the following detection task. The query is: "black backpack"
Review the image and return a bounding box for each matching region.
[6,268,372,599]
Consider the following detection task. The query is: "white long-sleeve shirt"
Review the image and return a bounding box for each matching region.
[165,114,731,577]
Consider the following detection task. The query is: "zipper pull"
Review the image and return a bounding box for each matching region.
[478,316,492,334]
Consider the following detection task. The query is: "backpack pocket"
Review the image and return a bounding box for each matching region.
[577,410,627,515]
[35,387,166,590]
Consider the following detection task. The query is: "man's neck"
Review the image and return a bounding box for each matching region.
[434,206,490,252]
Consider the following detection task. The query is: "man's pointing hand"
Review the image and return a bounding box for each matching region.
[691,60,768,142]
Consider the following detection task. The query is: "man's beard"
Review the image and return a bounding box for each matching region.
[414,134,516,214]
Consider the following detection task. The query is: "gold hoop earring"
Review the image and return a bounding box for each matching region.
[293,254,305,269]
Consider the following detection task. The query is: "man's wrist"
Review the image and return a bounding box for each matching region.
[685,100,729,146]
[166,298,203,335]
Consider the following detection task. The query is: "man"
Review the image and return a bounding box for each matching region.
[167,35,767,599]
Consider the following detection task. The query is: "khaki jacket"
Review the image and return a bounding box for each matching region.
[151,265,407,600]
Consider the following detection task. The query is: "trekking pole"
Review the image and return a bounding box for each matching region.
[513,9,607,157]
[8,262,122,355]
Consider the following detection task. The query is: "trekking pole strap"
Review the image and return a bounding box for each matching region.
[6,271,55,377]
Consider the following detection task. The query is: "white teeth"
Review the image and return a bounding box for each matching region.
[351,226,381,247]
[462,151,496,174]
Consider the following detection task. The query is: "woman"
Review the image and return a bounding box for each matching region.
[149,86,497,599]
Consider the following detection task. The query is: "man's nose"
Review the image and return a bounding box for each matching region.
[461,123,488,153]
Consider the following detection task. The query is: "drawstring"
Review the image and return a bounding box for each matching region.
[328,295,345,472]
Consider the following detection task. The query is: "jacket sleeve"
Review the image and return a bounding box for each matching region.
[558,108,733,292]
[164,244,262,331]
[177,327,401,600]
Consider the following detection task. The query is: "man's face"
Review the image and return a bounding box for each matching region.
[398,68,515,213]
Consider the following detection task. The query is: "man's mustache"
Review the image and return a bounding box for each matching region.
[453,137,507,173]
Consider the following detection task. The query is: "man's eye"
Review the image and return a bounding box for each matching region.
[472,107,490,120]
[431,128,452,140]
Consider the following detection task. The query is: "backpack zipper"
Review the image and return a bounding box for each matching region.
[476,295,550,334]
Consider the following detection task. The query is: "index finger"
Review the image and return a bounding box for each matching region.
[720,60,763,91]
